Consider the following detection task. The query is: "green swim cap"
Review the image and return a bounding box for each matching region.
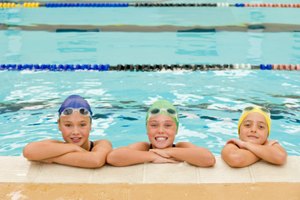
[146,100,179,132]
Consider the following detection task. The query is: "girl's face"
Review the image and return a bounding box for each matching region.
[147,114,177,149]
[239,112,268,145]
[58,111,91,150]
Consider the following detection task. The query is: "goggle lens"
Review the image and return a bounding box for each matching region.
[61,108,90,116]
[244,106,270,114]
[150,108,176,115]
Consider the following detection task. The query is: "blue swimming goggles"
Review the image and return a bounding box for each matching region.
[60,107,91,117]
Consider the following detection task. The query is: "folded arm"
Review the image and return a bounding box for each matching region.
[23,140,82,161]
[107,142,177,167]
[222,142,261,168]
[239,141,287,165]
[47,140,112,168]
[150,142,215,167]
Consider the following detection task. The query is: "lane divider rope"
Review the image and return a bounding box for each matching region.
[1,64,300,71]
[1,2,300,8]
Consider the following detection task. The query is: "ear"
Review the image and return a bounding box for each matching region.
[57,119,62,131]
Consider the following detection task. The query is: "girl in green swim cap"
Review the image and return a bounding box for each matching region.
[107,100,215,167]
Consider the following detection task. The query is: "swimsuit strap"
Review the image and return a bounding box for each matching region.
[89,141,94,151]
[149,143,175,149]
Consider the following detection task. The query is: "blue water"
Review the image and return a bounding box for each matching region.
[0,71,299,156]
[0,1,300,156]
[1,6,300,64]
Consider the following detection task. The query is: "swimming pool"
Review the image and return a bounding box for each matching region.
[0,0,300,156]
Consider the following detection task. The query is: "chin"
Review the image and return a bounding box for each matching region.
[152,142,172,149]
[247,139,264,145]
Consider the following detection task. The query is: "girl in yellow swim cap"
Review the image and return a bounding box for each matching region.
[222,106,287,168]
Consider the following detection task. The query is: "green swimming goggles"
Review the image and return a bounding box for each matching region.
[148,107,179,123]
[150,108,177,115]
[60,107,91,116]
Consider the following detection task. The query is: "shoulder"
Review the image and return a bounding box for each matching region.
[265,140,279,146]
[92,140,112,151]
[94,139,112,146]
[175,142,197,148]
[128,142,150,151]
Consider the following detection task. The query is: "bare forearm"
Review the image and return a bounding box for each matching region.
[107,148,155,166]
[244,143,287,165]
[50,151,108,168]
[23,142,78,161]
[221,145,260,168]
[168,147,215,167]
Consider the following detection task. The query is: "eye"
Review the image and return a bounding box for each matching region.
[243,123,251,127]
[258,124,266,130]
[164,123,173,128]
[64,123,72,127]
[149,123,158,128]
[80,123,87,127]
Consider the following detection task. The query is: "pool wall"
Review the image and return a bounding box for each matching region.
[0,156,299,199]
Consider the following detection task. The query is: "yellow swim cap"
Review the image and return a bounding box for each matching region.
[237,106,271,135]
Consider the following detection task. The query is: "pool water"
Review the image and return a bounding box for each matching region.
[0,70,299,156]
[0,0,300,156]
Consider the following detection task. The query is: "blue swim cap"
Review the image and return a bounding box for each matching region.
[58,95,93,116]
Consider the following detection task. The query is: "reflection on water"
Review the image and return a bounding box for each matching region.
[0,71,299,156]
[0,3,299,157]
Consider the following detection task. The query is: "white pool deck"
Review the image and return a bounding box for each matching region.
[0,156,299,184]
[0,156,299,200]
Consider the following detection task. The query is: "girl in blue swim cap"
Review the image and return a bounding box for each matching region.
[221,105,287,168]
[107,99,215,167]
[23,95,112,168]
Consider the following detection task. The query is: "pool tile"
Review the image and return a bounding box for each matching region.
[0,157,41,182]
[143,162,198,183]
[250,156,300,182]
[34,163,93,183]
[0,156,30,170]
[91,165,144,183]
[197,157,253,183]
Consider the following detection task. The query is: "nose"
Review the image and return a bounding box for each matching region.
[250,125,257,133]
[158,125,164,134]
[72,126,80,135]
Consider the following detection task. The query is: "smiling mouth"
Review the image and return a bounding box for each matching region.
[71,137,81,143]
[248,136,259,139]
[155,136,168,142]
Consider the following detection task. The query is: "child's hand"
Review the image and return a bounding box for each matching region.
[227,139,247,149]
[151,152,178,164]
[150,149,172,158]
[70,144,87,152]
[152,156,178,164]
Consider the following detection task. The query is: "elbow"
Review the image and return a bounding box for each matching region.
[92,159,106,169]
[222,153,247,168]
[272,152,287,165]
[106,151,125,167]
[208,155,216,167]
[23,144,36,161]
[201,154,216,167]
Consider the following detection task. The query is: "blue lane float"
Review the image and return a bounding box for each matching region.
[1,64,300,71]
[1,2,300,8]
